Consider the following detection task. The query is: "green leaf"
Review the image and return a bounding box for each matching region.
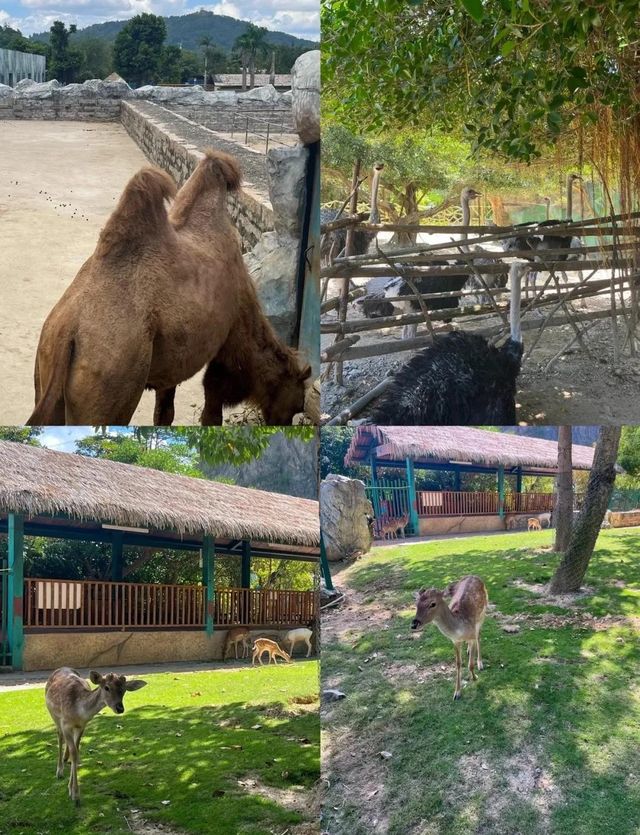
[459,0,484,23]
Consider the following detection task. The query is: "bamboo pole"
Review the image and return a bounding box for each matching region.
[335,159,362,385]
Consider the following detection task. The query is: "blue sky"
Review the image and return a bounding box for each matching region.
[0,0,319,40]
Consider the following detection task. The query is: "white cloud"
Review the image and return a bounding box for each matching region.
[39,427,93,450]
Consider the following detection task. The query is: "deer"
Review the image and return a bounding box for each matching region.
[379,512,409,540]
[223,626,251,660]
[284,627,314,657]
[45,667,147,805]
[411,575,488,700]
[252,638,291,665]
[527,517,542,531]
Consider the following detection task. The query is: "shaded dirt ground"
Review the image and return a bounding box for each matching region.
[0,121,241,425]
[321,285,640,424]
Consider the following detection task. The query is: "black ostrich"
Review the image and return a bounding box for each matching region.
[370,262,527,425]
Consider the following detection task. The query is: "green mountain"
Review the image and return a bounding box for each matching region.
[30,10,318,52]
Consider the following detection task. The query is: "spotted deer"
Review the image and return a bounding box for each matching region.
[224,626,251,660]
[379,512,409,540]
[252,638,291,665]
[411,575,488,700]
[45,667,147,805]
[527,517,542,531]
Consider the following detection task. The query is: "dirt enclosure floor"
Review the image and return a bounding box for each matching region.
[0,121,206,425]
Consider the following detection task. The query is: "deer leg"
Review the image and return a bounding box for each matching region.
[63,727,80,805]
[55,727,65,778]
[476,626,483,671]
[468,640,477,682]
[306,638,311,657]
[454,643,462,700]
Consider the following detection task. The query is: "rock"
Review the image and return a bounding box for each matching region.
[266,145,308,238]
[291,50,319,144]
[81,78,131,98]
[134,85,205,103]
[0,84,13,99]
[280,89,293,105]
[244,231,298,343]
[14,78,35,90]
[379,751,393,760]
[59,83,89,98]
[320,474,374,561]
[203,90,237,105]
[322,689,346,702]
[18,79,61,98]
[238,84,280,104]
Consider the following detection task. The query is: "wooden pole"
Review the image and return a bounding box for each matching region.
[336,159,362,385]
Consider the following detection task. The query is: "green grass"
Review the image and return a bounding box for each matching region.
[0,661,320,835]
[322,530,640,835]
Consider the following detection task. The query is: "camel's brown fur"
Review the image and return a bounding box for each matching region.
[27,150,311,426]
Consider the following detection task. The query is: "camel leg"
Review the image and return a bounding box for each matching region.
[201,351,252,426]
[454,644,462,700]
[154,387,176,425]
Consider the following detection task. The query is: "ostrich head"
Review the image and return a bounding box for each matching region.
[566,173,582,220]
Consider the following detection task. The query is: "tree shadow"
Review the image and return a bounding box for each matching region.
[0,700,320,835]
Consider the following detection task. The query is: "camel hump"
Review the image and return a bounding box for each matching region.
[202,149,242,191]
[96,167,177,259]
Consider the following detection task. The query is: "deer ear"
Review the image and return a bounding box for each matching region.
[126,679,147,691]
[89,671,103,685]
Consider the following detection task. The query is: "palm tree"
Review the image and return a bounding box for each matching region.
[200,36,213,88]
[234,24,269,90]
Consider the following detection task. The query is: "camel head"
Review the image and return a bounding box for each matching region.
[262,350,312,425]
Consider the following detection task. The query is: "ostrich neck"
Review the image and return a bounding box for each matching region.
[461,193,470,250]
[370,167,382,224]
[567,178,573,219]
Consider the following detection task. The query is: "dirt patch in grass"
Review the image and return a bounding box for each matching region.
[510,580,595,608]
[452,747,562,833]
[380,660,451,686]
[126,810,186,835]
[237,776,321,834]
[322,725,391,834]
[494,604,640,632]
[322,589,395,645]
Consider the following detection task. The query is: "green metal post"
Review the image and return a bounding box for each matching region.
[498,466,505,518]
[111,532,124,582]
[405,458,420,536]
[370,454,378,487]
[454,467,462,491]
[241,541,251,588]
[320,535,334,591]
[7,513,24,670]
[202,536,215,635]
[516,468,523,494]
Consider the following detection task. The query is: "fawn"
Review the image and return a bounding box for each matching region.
[45,667,147,805]
[528,517,542,531]
[411,575,488,700]
[252,638,291,665]
[379,512,409,540]
[224,626,251,660]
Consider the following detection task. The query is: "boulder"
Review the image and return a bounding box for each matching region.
[266,145,308,238]
[0,84,13,100]
[320,474,374,561]
[135,85,205,103]
[18,79,61,99]
[279,89,293,106]
[203,90,237,105]
[244,231,298,344]
[14,78,35,90]
[81,78,131,98]
[59,83,89,98]
[291,50,319,144]
[238,84,280,104]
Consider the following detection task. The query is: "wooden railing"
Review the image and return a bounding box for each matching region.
[416,491,554,517]
[23,579,316,631]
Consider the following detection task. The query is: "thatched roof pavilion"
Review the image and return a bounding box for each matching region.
[345,426,596,473]
[0,440,319,553]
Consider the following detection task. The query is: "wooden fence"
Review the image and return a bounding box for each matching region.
[416,491,554,517]
[23,579,316,631]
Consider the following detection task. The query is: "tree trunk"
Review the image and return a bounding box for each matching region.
[394,184,419,246]
[249,53,256,89]
[241,54,247,90]
[549,426,621,593]
[269,50,275,85]
[554,425,573,551]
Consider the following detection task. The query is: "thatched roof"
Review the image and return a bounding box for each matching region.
[0,441,319,547]
[345,427,597,472]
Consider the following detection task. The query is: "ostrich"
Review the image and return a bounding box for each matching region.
[370,262,527,425]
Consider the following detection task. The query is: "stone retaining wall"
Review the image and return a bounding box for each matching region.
[163,101,294,135]
[121,99,274,249]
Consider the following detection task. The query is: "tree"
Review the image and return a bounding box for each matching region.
[158,44,183,83]
[554,426,573,552]
[77,39,112,81]
[617,425,640,477]
[48,21,82,84]
[113,13,167,86]
[322,0,640,162]
[549,426,621,594]
[233,24,269,89]
[0,427,42,445]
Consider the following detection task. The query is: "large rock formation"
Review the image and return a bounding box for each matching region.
[320,475,374,561]
[291,50,319,145]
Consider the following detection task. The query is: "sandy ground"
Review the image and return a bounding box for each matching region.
[0,121,205,425]
[322,264,640,424]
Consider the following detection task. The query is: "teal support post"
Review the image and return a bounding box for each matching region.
[320,535,334,591]
[111,532,124,582]
[7,513,24,670]
[370,455,378,487]
[498,466,505,518]
[241,541,251,589]
[516,468,523,494]
[202,536,215,635]
[405,458,420,536]
[454,467,462,491]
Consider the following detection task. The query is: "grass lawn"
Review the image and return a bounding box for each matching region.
[321,530,640,835]
[0,661,320,835]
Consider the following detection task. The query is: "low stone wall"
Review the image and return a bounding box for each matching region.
[22,627,307,671]
[418,515,505,536]
[609,509,640,528]
[163,102,294,135]
[0,84,122,121]
[121,99,274,249]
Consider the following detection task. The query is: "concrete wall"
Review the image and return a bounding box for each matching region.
[164,101,294,135]
[22,627,308,672]
[418,515,505,536]
[609,509,640,528]
[120,100,274,249]
[0,48,45,86]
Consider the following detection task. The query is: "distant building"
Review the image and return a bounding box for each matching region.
[214,73,292,91]
[0,48,46,87]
